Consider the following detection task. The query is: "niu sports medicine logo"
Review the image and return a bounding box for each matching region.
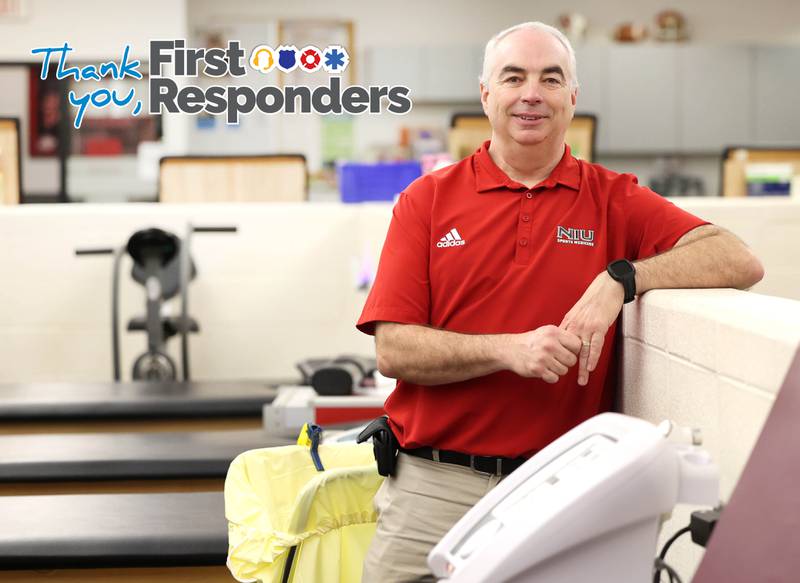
[556,226,595,247]
[436,228,466,248]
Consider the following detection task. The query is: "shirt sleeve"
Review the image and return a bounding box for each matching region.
[356,177,433,336]
[623,176,711,260]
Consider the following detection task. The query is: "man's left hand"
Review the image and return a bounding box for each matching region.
[559,271,625,386]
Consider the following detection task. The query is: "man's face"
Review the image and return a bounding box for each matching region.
[481,28,577,148]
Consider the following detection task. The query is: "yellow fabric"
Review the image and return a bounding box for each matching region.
[225,443,383,583]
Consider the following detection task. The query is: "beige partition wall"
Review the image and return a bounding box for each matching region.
[0,118,21,205]
[0,199,798,383]
[159,155,308,202]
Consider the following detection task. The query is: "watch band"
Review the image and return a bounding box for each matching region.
[606,259,636,303]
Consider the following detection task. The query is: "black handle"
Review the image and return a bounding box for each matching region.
[75,248,115,255]
[192,226,237,233]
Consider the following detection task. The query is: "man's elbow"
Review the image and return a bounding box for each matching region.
[739,251,765,289]
[376,351,398,379]
[374,323,399,379]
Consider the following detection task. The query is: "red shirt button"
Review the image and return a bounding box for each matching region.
[522,215,530,222]
[526,192,533,199]
[519,238,528,247]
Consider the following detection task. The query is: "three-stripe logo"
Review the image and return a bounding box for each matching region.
[436,228,466,248]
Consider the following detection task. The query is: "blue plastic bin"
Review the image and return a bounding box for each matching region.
[338,161,423,203]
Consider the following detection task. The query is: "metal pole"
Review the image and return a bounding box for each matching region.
[180,222,192,381]
[111,247,124,382]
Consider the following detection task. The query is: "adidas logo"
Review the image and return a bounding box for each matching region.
[436,228,466,248]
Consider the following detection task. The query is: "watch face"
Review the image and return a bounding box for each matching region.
[610,260,635,277]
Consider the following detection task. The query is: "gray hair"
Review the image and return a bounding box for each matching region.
[480,21,579,89]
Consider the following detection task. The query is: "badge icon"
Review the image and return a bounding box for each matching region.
[322,45,350,73]
[276,45,299,72]
[249,45,275,73]
[298,45,323,72]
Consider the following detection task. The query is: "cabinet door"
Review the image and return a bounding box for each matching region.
[421,46,483,102]
[754,47,800,145]
[364,47,425,98]
[606,45,680,153]
[574,45,610,151]
[679,46,753,152]
[366,46,483,103]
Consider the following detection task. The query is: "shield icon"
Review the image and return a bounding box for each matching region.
[277,45,298,72]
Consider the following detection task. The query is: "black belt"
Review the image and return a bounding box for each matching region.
[400,446,528,476]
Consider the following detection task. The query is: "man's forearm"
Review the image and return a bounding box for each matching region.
[376,323,508,385]
[634,229,764,294]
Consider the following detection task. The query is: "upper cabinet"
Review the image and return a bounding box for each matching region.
[605,45,680,153]
[754,47,800,146]
[364,46,426,98]
[365,44,800,154]
[365,45,483,103]
[678,45,753,152]
[421,46,484,102]
[573,45,609,145]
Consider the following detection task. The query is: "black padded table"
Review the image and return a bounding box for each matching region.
[0,380,292,434]
[0,429,291,495]
[0,491,234,582]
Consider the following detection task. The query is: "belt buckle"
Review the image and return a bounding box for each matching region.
[469,455,500,477]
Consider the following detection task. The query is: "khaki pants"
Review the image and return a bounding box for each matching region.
[362,452,505,583]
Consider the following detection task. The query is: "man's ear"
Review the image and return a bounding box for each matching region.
[480,82,489,115]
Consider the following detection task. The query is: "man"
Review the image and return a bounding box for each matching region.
[356,21,763,583]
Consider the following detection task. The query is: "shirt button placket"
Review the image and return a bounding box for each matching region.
[516,190,535,263]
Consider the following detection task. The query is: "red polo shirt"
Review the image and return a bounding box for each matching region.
[357,141,708,458]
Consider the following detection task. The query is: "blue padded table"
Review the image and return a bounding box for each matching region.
[0,380,292,434]
[0,429,291,495]
[0,491,234,582]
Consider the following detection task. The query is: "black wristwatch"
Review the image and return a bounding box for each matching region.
[606,259,637,304]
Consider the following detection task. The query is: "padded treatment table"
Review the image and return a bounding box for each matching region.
[0,429,291,495]
[0,491,233,582]
[0,380,292,434]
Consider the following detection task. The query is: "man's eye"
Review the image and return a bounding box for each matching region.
[544,77,562,85]
[504,76,522,83]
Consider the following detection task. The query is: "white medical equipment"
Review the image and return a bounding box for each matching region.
[428,413,719,583]
[263,386,388,438]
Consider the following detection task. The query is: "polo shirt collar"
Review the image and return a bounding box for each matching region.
[474,140,581,193]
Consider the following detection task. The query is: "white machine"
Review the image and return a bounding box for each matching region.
[263,385,389,438]
[428,413,719,583]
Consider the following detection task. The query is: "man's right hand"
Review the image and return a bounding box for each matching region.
[501,325,582,384]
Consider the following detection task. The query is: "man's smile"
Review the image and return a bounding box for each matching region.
[512,112,549,124]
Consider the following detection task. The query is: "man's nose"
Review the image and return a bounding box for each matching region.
[520,80,543,105]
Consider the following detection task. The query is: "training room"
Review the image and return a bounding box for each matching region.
[1,0,799,581]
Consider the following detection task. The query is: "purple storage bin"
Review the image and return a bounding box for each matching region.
[338,161,422,203]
